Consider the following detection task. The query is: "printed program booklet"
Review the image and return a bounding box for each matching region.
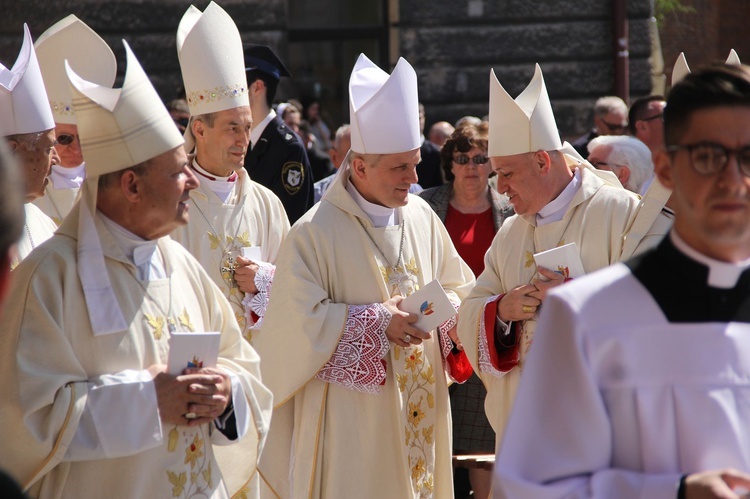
[533,242,585,279]
[167,332,221,375]
[400,279,455,332]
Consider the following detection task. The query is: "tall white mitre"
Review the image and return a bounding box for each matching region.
[349,53,421,154]
[672,49,742,85]
[177,1,248,117]
[35,15,117,125]
[66,41,184,335]
[0,24,55,136]
[488,64,561,157]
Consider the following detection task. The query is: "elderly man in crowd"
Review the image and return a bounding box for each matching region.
[587,134,655,195]
[572,95,629,159]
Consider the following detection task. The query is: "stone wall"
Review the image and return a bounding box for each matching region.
[3,0,653,138]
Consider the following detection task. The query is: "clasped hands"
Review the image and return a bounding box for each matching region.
[149,364,232,426]
[497,266,566,323]
[382,296,462,350]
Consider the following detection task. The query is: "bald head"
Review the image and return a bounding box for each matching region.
[428,121,454,148]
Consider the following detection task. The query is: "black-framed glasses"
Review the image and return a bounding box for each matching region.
[601,120,628,133]
[453,154,489,165]
[667,142,750,177]
[640,113,663,123]
[56,134,79,146]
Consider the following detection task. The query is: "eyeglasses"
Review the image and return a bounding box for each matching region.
[453,154,489,165]
[667,142,750,177]
[590,160,620,170]
[640,113,663,123]
[56,134,79,146]
[600,120,628,133]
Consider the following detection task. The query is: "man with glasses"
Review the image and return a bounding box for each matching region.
[495,63,750,497]
[572,95,629,159]
[33,15,117,226]
[629,94,667,158]
[587,134,655,195]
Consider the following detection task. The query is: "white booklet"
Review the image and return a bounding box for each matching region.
[533,242,585,279]
[399,279,456,332]
[167,332,221,375]
[241,246,268,265]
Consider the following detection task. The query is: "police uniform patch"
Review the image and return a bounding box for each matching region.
[281,161,304,195]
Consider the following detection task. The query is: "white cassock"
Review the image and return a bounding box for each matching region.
[14,203,57,267]
[458,165,642,447]
[171,165,289,339]
[253,164,475,499]
[495,233,750,498]
[0,202,272,499]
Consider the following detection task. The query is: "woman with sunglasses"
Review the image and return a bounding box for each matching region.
[418,120,513,499]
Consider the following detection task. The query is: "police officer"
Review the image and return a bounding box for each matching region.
[244,45,313,224]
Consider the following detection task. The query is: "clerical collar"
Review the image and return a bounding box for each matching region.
[670,231,750,288]
[99,213,166,281]
[346,178,399,227]
[191,159,238,203]
[49,162,85,189]
[536,167,582,226]
[250,109,276,150]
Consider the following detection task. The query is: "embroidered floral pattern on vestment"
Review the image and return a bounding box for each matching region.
[165,426,215,498]
[315,303,390,394]
[187,83,247,107]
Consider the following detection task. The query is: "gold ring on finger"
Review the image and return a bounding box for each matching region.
[522,305,535,314]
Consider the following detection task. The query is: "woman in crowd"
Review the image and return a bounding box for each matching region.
[419,121,513,499]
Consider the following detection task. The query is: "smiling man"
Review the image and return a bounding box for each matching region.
[171,2,289,345]
[253,54,474,498]
[495,62,750,499]
[457,64,644,453]
[0,41,271,499]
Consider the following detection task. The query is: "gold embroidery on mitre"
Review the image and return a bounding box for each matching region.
[186,83,247,107]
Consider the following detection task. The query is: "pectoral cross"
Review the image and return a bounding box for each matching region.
[221,253,238,288]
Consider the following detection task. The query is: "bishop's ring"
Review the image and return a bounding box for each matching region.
[404,334,411,343]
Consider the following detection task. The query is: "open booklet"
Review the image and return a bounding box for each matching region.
[533,242,585,279]
[400,279,456,332]
[167,332,221,375]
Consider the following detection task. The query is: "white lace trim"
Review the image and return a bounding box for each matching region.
[242,262,275,330]
[478,295,508,378]
[315,303,391,394]
[437,300,459,379]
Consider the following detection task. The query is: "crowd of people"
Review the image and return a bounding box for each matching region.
[1,3,750,499]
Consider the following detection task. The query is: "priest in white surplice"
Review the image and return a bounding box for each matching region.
[253,54,475,498]
[171,2,289,341]
[1,25,58,266]
[457,65,653,449]
[0,41,272,499]
[495,62,750,499]
[32,15,117,226]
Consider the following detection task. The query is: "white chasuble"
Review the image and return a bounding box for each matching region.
[458,166,640,446]
[171,170,289,340]
[253,168,475,499]
[13,203,57,267]
[0,203,272,499]
[32,183,80,226]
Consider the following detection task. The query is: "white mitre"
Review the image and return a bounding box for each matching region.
[488,64,561,157]
[66,40,184,336]
[672,50,742,86]
[177,1,248,116]
[0,24,55,136]
[35,15,117,125]
[349,54,420,154]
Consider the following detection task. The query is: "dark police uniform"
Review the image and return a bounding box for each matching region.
[245,114,313,224]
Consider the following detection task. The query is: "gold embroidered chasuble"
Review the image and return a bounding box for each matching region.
[253,169,475,499]
[171,169,289,339]
[0,202,272,499]
[458,166,642,448]
[32,184,79,226]
[13,203,57,267]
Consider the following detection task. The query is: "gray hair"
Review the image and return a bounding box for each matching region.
[593,96,628,118]
[5,130,50,153]
[333,124,351,151]
[587,135,653,193]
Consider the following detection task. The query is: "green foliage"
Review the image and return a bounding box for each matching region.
[654,0,696,26]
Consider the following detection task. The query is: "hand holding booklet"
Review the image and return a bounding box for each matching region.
[167,332,221,375]
[399,279,456,332]
[532,242,585,279]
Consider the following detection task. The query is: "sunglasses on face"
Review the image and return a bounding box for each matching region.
[56,134,79,146]
[453,154,489,165]
[601,120,628,133]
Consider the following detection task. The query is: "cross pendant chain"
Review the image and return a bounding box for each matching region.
[221,253,238,289]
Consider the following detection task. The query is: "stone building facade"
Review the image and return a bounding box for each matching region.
[3,0,653,140]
